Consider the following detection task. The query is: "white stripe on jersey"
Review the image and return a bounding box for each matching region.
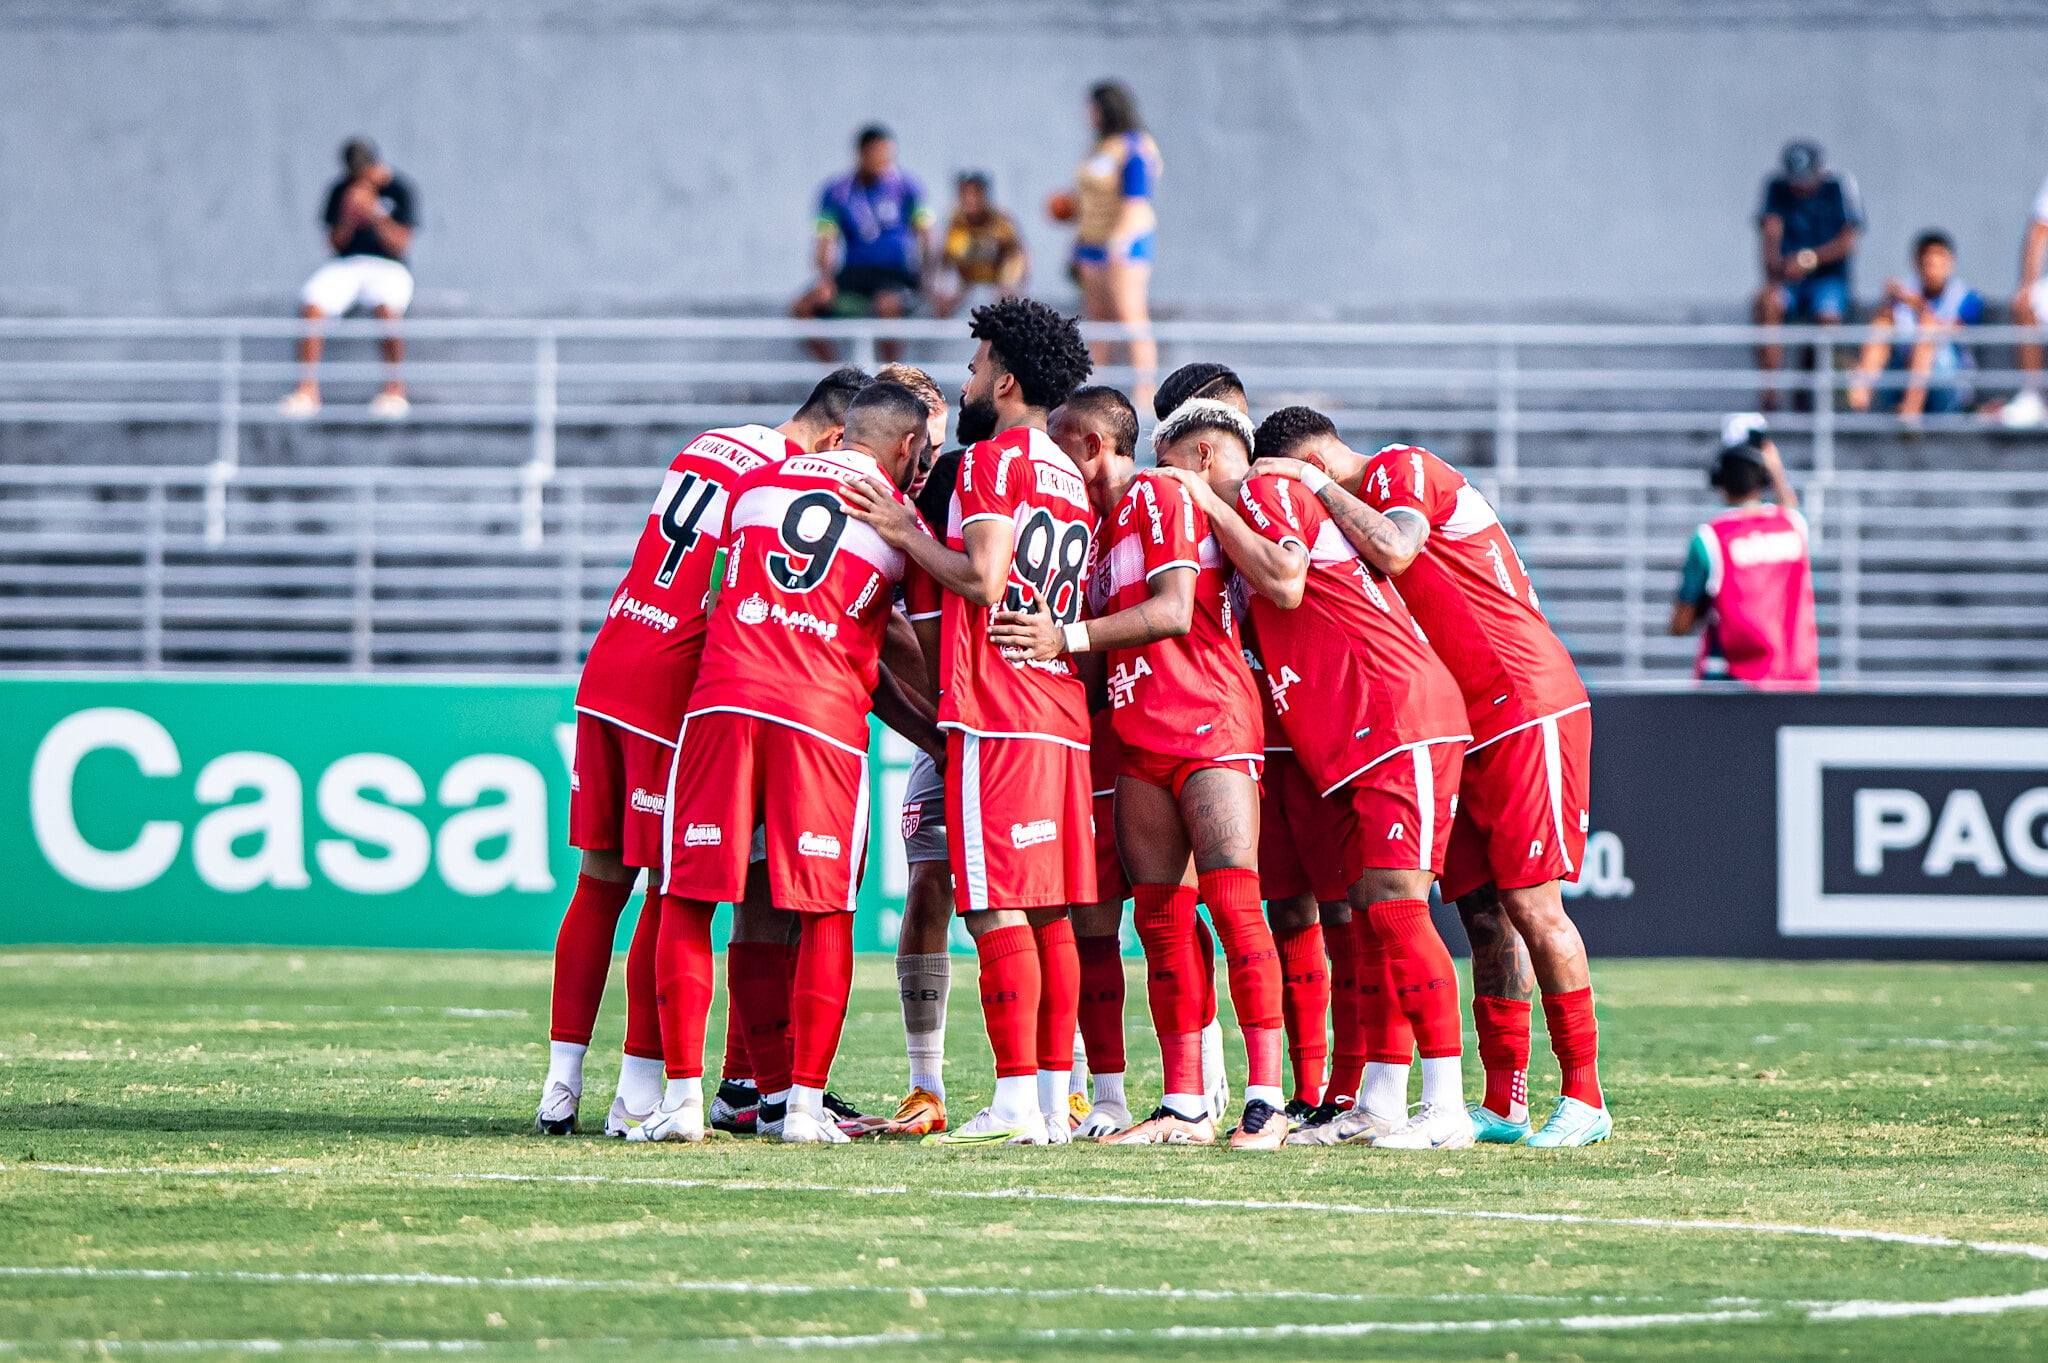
[1440,482,1501,539]
[729,456,906,579]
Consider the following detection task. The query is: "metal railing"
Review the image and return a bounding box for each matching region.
[3,461,2044,684]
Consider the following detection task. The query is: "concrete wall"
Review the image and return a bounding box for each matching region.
[6,2,2048,318]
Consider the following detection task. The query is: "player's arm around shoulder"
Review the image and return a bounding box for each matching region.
[1268,451,1429,578]
[1164,467,1307,609]
[841,472,999,606]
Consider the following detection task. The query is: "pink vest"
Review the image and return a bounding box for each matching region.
[1695,505,1818,689]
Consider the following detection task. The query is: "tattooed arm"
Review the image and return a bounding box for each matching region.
[1250,456,1429,577]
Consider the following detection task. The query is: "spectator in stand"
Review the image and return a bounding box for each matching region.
[1847,231,1983,420]
[1993,174,2048,429]
[1670,420,1818,691]
[1753,141,1862,412]
[934,173,1028,318]
[281,138,418,419]
[793,125,933,362]
[1062,81,1162,409]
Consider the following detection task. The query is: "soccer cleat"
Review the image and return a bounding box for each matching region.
[779,1109,852,1144]
[1073,1099,1132,1139]
[1228,1098,1289,1150]
[1068,1090,1091,1129]
[1283,1097,1321,1130]
[626,1098,705,1143]
[604,1096,651,1139]
[1098,1105,1217,1146]
[1042,1112,1073,1145]
[709,1080,759,1135]
[882,1087,948,1136]
[823,1090,888,1137]
[1524,1095,1614,1148]
[1371,1101,1478,1150]
[922,1106,1043,1146]
[1201,1019,1230,1122]
[1284,1105,1398,1146]
[534,1081,579,1136]
[1468,1102,1532,1145]
[755,1099,787,1140]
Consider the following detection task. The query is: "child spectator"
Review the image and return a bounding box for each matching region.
[934,173,1028,317]
[1848,231,1983,419]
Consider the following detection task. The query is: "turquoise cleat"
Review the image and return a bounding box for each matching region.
[1466,1101,1532,1145]
[1524,1095,1614,1148]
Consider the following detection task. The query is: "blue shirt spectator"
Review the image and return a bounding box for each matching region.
[794,124,935,362]
[1849,231,1984,418]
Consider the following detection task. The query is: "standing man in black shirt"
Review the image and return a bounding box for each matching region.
[281,138,419,419]
[1753,140,1862,411]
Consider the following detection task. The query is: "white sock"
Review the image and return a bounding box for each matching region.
[660,1076,701,1111]
[1162,1092,1208,1121]
[1362,1061,1411,1118]
[991,1073,1039,1124]
[906,1031,945,1102]
[788,1084,826,1120]
[1092,1070,1126,1109]
[546,1040,588,1094]
[1420,1055,1465,1111]
[1245,1084,1286,1109]
[1036,1068,1070,1118]
[762,1087,791,1108]
[615,1054,664,1113]
[1070,1033,1089,1094]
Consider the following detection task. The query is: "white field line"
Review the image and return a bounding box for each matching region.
[8,1161,2047,1264]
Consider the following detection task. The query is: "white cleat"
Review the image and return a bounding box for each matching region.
[1201,1018,1230,1122]
[604,1096,651,1139]
[923,1106,1044,1146]
[1073,1099,1132,1139]
[779,1109,852,1144]
[1041,1112,1073,1145]
[1370,1101,1478,1150]
[626,1098,705,1143]
[1284,1106,1400,1147]
[534,1081,579,1136]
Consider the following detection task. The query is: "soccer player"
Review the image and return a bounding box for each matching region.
[1170,423,1478,1150]
[1150,361,1246,422]
[537,368,867,1138]
[995,398,1282,1148]
[1251,408,1609,1148]
[843,297,1098,1146]
[647,381,932,1144]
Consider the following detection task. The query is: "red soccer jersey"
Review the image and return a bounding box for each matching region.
[1356,443,1588,747]
[936,426,1098,747]
[1093,471,1261,761]
[686,448,912,753]
[575,424,799,740]
[1238,613,1292,755]
[1238,473,1469,795]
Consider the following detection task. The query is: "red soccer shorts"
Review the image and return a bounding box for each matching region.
[1441,706,1592,903]
[1339,739,1465,881]
[664,709,868,914]
[568,712,674,870]
[1258,749,1356,903]
[1117,746,1262,800]
[946,730,1096,914]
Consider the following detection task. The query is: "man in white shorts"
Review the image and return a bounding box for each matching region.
[1996,173,2048,428]
[281,138,418,420]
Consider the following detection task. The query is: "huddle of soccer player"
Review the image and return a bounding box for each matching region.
[537,295,1612,1151]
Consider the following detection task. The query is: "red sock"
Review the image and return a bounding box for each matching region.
[789,912,855,1091]
[1191,911,1219,1028]
[1542,986,1603,1109]
[1276,922,1330,1104]
[1366,898,1462,1059]
[975,923,1042,1080]
[1473,994,1532,1117]
[1356,915,1417,1065]
[1325,916,1368,1104]
[728,940,794,1095]
[1034,918,1081,1073]
[548,873,635,1045]
[653,897,716,1080]
[1201,868,1284,1090]
[1132,884,1204,1095]
[1075,934,1127,1075]
[719,989,751,1084]
[621,889,663,1062]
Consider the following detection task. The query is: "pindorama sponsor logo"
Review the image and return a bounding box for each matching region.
[1010,819,1057,848]
[629,788,665,815]
[684,823,723,848]
[797,831,843,859]
[609,591,680,633]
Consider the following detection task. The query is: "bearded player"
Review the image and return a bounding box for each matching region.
[996,398,1285,1148]
[645,382,932,1143]
[845,297,1098,1146]
[538,368,867,1138]
[1172,424,1478,1150]
[1251,410,1608,1147]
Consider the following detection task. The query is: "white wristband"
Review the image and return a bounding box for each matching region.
[1062,621,1090,655]
[1299,465,1334,495]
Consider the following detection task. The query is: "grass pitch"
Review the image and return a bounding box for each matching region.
[0,949,2043,1361]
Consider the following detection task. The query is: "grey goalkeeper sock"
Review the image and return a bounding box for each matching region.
[897,952,951,1096]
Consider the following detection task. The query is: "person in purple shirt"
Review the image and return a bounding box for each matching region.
[793,125,934,362]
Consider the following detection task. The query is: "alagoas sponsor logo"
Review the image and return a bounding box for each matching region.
[769,603,839,641]
[610,591,679,633]
[683,823,722,847]
[1010,819,1057,848]
[798,831,843,859]
[629,788,665,815]
[736,594,770,625]
[1728,527,1806,568]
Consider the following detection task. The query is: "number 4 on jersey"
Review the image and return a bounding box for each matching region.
[653,471,724,588]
